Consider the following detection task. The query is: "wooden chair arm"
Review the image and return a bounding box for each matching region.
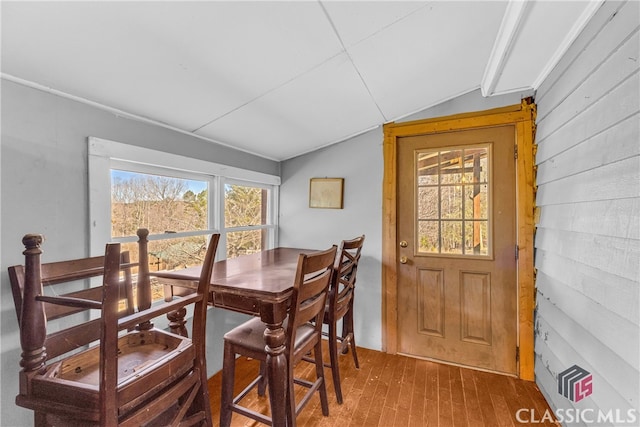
[117,294,203,331]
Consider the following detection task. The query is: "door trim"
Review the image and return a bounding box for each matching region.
[382,99,537,380]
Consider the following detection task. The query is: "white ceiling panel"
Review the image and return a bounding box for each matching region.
[1,1,342,131]
[1,1,602,160]
[321,0,429,47]
[196,52,385,160]
[346,1,508,119]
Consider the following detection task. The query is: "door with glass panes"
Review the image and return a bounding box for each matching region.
[397,125,517,374]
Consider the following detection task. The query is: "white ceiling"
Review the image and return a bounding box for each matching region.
[1,1,602,161]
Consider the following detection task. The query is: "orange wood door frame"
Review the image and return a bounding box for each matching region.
[382,99,537,380]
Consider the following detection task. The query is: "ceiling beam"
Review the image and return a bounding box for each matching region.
[480,0,532,97]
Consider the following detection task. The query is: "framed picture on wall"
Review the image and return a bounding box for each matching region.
[309,178,344,209]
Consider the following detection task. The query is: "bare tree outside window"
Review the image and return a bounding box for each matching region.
[112,171,269,258]
[111,170,210,301]
[224,184,266,259]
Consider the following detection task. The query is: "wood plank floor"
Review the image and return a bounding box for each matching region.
[207,343,558,426]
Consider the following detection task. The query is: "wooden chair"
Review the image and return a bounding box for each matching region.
[219,246,337,427]
[7,229,220,426]
[323,235,365,404]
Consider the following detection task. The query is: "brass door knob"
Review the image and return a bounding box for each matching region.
[400,256,408,264]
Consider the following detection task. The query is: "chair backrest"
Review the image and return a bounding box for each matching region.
[189,232,220,351]
[329,235,365,319]
[286,246,337,353]
[7,235,136,366]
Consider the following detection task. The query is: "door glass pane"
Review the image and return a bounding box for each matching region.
[416,145,491,256]
[441,221,463,254]
[441,186,463,219]
[464,184,488,219]
[418,221,439,253]
[417,152,439,185]
[418,187,439,219]
[464,148,489,183]
[439,150,463,184]
[464,221,489,255]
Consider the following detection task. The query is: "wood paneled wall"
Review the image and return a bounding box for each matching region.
[534,0,639,419]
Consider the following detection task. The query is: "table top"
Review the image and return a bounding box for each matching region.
[151,247,316,303]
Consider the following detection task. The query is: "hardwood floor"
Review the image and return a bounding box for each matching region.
[207,343,558,426]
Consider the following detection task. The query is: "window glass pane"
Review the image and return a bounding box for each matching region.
[417,187,438,219]
[121,235,209,303]
[111,170,208,238]
[464,148,488,183]
[464,184,488,219]
[441,221,463,254]
[225,184,269,258]
[417,152,439,185]
[465,221,489,255]
[226,230,264,259]
[418,221,439,253]
[441,185,463,219]
[439,150,463,184]
[224,185,266,227]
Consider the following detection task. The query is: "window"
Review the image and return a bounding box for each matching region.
[223,182,273,259]
[416,145,491,256]
[89,137,280,303]
[110,167,213,302]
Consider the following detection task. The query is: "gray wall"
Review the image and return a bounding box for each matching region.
[534,0,639,424]
[280,129,385,349]
[278,89,523,352]
[0,80,275,426]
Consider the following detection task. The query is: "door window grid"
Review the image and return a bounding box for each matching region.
[416,145,491,256]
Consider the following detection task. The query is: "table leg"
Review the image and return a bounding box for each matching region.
[264,321,288,427]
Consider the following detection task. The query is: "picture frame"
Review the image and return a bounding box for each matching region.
[309,178,344,209]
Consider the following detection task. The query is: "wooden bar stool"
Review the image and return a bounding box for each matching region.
[324,235,365,404]
[219,246,337,427]
[7,230,219,426]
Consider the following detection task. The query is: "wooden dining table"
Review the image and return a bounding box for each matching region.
[149,247,317,426]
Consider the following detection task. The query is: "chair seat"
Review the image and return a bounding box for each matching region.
[23,329,194,418]
[224,317,316,355]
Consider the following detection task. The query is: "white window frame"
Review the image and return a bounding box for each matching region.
[221,177,279,256]
[88,136,280,257]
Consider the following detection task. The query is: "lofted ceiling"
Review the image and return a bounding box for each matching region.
[1,1,602,161]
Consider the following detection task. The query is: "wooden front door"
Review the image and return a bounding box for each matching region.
[396,125,518,375]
